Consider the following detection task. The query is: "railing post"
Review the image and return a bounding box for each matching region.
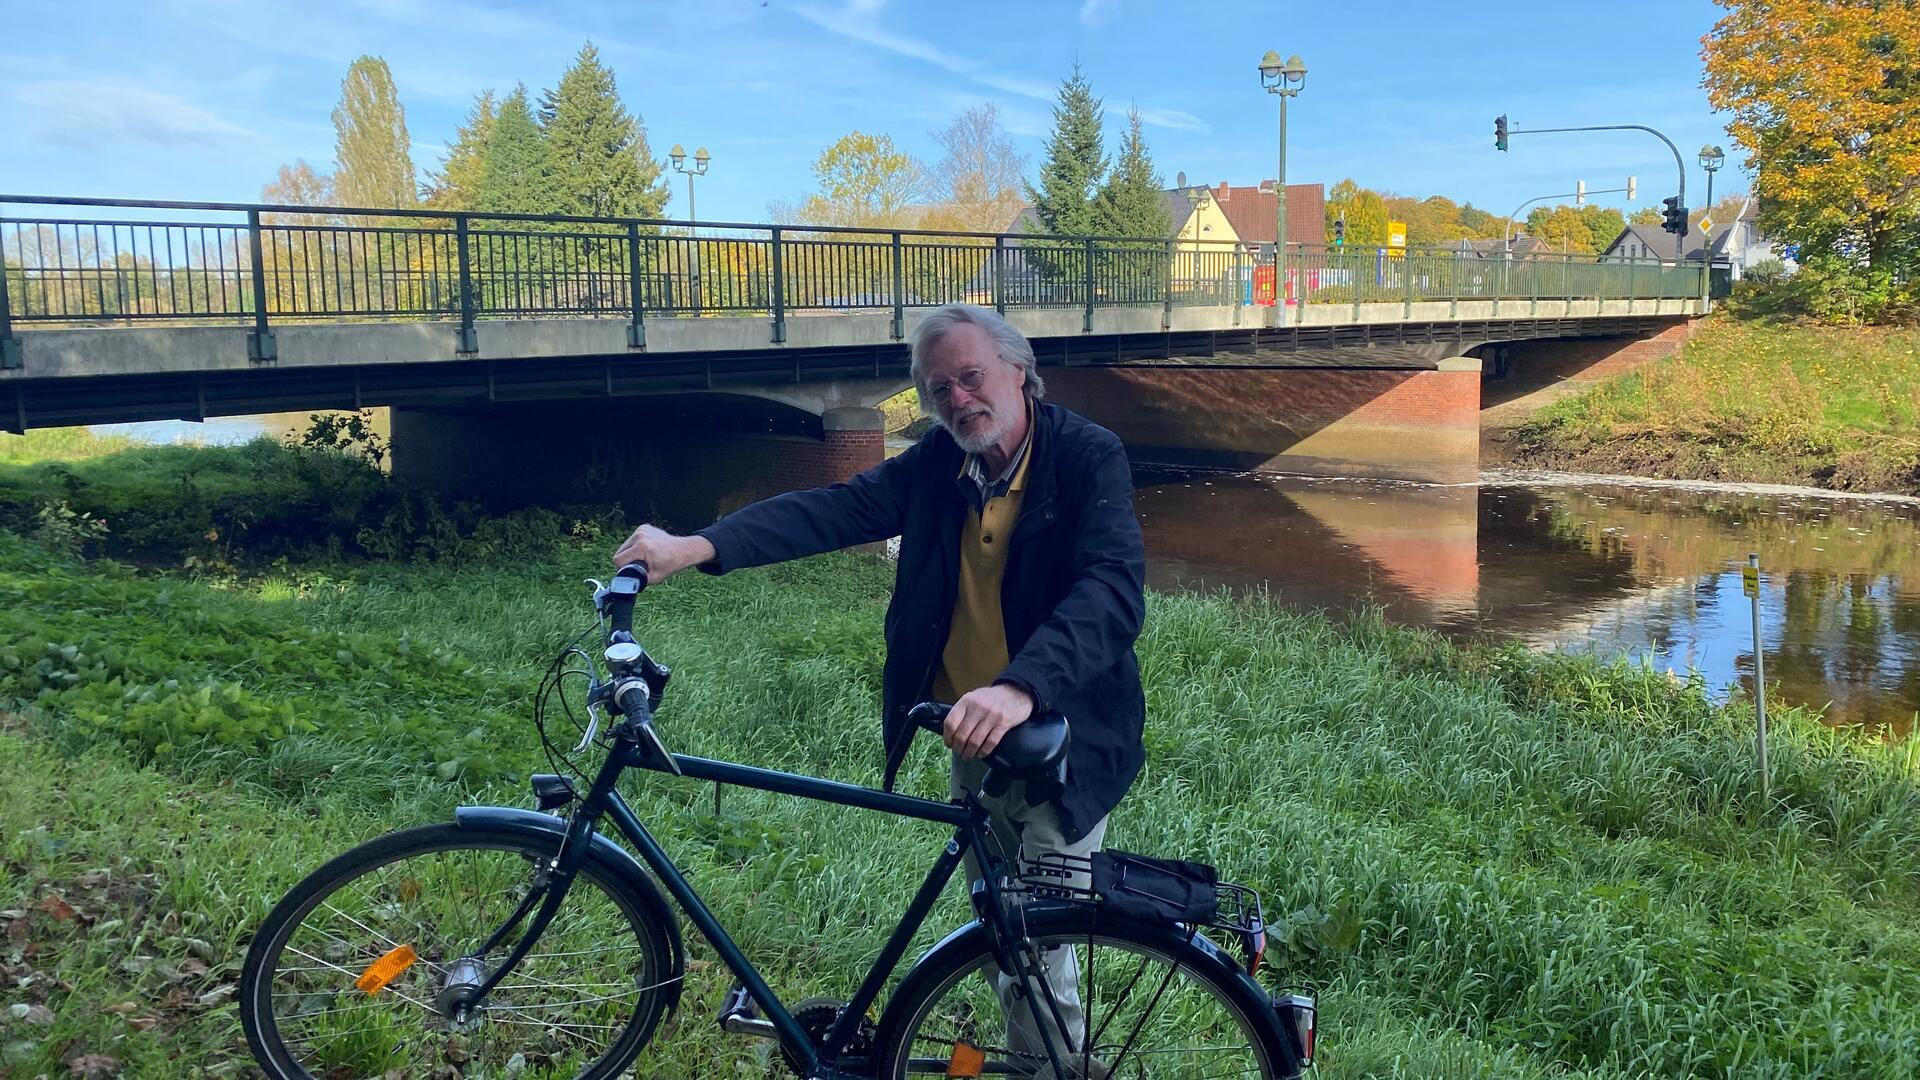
[1404,251,1415,318]
[0,213,19,371]
[1627,256,1636,310]
[1082,237,1095,333]
[992,235,1007,314]
[1352,248,1363,323]
[1162,239,1174,330]
[769,226,787,344]
[245,209,276,362]
[1530,255,1541,316]
[1231,244,1243,327]
[890,230,905,340]
[1449,249,1459,319]
[626,221,646,349]
[454,214,478,354]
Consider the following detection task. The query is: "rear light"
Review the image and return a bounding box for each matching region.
[1275,991,1315,1067]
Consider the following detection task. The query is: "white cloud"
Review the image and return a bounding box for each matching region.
[1079,0,1112,28]
[789,3,1054,102]
[16,80,255,146]
[1138,107,1208,133]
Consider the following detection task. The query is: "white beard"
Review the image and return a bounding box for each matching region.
[945,404,1013,454]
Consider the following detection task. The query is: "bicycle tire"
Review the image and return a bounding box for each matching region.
[240,822,677,1080]
[874,905,1293,1079]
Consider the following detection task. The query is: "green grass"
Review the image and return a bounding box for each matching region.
[0,426,136,464]
[4,525,1920,1077]
[1516,319,1920,495]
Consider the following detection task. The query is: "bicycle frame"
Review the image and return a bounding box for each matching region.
[476,723,1037,1078]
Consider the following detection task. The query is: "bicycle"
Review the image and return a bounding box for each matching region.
[239,563,1317,1078]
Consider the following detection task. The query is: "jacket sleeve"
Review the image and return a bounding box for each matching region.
[995,431,1145,713]
[693,438,920,574]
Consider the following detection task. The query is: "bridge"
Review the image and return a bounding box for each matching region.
[1,195,1705,519]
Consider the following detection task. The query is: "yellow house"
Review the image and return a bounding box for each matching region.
[1166,186,1245,297]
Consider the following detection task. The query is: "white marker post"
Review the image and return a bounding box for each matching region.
[1744,552,1769,802]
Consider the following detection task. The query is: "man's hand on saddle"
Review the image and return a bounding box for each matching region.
[611,524,716,583]
[944,682,1035,760]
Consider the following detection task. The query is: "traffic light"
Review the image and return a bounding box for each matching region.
[1494,115,1509,152]
[1661,196,1688,236]
[1333,218,1346,246]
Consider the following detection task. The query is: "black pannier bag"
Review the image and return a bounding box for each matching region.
[1089,850,1221,924]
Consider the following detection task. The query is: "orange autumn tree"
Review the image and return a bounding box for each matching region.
[1702,0,1920,320]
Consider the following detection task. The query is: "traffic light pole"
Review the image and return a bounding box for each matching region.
[1506,124,1687,245]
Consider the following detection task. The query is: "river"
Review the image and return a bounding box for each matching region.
[1134,467,1920,737]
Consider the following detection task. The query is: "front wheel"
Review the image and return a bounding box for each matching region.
[239,822,677,1080]
[875,906,1294,1078]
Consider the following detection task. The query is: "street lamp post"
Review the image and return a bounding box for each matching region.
[668,144,711,227]
[1258,50,1306,307]
[1699,144,1724,306]
[668,144,711,309]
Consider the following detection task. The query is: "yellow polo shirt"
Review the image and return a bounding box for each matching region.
[932,438,1033,702]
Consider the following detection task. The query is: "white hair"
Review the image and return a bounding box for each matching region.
[907,304,1046,408]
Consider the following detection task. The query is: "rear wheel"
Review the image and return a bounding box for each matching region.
[239,823,676,1080]
[875,908,1288,1078]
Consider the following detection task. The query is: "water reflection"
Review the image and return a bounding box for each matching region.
[1135,469,1920,735]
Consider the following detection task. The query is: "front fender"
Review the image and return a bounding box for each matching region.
[453,806,686,1016]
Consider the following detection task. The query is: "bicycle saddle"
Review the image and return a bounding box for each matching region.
[908,702,1070,805]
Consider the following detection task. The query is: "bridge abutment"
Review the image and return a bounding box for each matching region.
[1047,358,1482,485]
[389,397,884,529]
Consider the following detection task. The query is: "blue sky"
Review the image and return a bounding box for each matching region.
[0,0,1749,223]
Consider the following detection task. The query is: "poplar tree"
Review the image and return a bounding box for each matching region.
[538,43,668,220]
[331,56,416,210]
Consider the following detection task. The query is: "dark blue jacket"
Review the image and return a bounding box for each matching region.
[696,401,1147,843]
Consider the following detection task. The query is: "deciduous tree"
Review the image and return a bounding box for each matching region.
[795,131,924,228]
[1703,0,1919,312]
[926,104,1027,233]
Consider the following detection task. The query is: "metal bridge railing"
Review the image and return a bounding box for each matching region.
[0,195,1700,367]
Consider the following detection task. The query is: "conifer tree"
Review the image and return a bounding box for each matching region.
[475,85,557,215]
[1025,64,1107,236]
[425,90,497,211]
[538,43,668,219]
[1095,108,1171,238]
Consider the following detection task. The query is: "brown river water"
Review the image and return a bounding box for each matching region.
[1134,467,1920,737]
[99,418,1920,736]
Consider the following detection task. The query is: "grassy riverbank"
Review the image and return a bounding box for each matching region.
[4,438,1920,1077]
[1511,319,1920,496]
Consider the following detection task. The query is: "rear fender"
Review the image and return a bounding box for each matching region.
[877,904,1300,1073]
[453,806,686,1016]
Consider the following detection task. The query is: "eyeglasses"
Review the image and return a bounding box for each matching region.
[925,368,989,406]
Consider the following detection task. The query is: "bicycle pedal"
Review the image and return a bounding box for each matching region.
[718,982,775,1038]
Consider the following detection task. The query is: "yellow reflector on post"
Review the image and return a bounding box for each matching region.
[355,944,418,994]
[946,1041,985,1077]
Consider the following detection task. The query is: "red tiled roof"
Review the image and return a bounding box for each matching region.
[1212,181,1326,247]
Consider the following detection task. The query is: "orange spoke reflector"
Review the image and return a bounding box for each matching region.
[946,1041,985,1077]
[355,944,418,994]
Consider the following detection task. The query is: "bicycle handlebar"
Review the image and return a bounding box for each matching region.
[601,562,650,642]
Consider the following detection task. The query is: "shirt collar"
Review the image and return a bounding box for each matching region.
[955,400,1034,504]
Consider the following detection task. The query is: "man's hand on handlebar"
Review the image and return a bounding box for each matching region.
[612,524,715,582]
[944,682,1035,760]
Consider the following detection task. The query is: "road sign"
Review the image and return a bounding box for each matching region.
[1741,562,1758,597]
[1698,214,1715,235]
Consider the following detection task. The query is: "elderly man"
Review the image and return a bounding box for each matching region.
[611,303,1146,1067]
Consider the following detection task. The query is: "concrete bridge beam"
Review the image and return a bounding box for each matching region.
[1046,356,1483,485]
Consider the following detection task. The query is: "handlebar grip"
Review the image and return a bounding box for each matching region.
[908,701,951,734]
[607,562,650,640]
